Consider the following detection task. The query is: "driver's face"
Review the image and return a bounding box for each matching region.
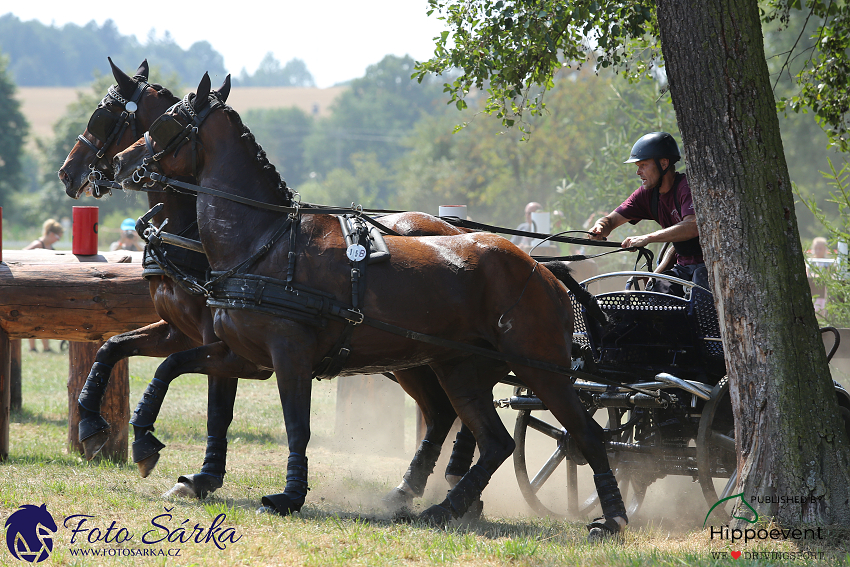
[635,159,660,188]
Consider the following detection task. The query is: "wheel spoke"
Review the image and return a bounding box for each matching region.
[710,431,735,453]
[527,415,564,440]
[719,469,738,499]
[529,447,567,494]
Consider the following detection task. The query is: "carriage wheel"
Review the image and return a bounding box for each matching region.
[513,403,648,519]
[696,377,737,511]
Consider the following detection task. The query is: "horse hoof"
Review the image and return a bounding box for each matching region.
[136,453,160,478]
[586,517,626,543]
[419,503,454,526]
[81,430,110,461]
[163,474,223,499]
[382,487,414,513]
[260,493,304,516]
[163,482,196,499]
[131,431,166,478]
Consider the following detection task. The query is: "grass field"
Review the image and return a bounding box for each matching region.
[1,347,848,566]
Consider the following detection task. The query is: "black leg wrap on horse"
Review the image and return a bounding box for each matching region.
[174,436,228,499]
[78,412,110,442]
[129,379,169,428]
[199,436,228,479]
[425,464,490,522]
[586,470,628,536]
[77,362,114,413]
[445,427,476,479]
[402,440,441,497]
[261,453,308,515]
[175,474,224,499]
[132,430,167,464]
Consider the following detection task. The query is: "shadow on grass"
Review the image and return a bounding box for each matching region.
[11,406,67,428]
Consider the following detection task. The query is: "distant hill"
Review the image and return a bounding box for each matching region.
[0,13,227,86]
[16,86,347,140]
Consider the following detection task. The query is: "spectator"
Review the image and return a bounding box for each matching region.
[24,219,63,352]
[806,236,832,316]
[511,202,543,250]
[110,218,141,251]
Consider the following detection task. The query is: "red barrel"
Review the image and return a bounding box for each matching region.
[72,206,99,255]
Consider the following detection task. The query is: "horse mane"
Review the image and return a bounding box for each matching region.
[149,83,176,100]
[219,103,293,205]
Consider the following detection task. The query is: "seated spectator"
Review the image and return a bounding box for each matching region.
[110,218,141,251]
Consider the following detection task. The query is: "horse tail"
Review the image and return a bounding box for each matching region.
[539,261,608,326]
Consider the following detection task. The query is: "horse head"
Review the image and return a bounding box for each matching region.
[113,72,242,195]
[58,57,178,199]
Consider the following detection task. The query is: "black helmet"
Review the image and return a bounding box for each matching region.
[624,132,680,164]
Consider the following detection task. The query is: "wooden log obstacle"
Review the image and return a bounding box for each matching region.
[0,250,159,462]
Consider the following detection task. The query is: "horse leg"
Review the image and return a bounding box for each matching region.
[382,366,460,513]
[419,357,514,525]
[162,374,239,499]
[78,320,196,460]
[129,342,264,478]
[519,369,628,538]
[258,355,315,516]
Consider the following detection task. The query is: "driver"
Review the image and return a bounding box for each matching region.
[588,132,708,296]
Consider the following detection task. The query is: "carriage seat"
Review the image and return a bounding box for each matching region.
[572,282,724,377]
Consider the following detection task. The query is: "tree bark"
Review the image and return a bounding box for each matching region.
[656,0,850,524]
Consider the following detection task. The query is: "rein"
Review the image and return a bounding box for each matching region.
[129,166,651,262]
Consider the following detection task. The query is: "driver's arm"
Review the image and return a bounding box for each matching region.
[621,215,698,249]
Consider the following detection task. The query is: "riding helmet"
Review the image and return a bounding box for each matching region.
[623,132,681,164]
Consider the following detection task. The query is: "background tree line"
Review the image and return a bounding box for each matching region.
[0,11,842,262]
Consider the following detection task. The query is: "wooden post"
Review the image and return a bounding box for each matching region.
[0,328,11,461]
[10,339,21,412]
[67,341,129,462]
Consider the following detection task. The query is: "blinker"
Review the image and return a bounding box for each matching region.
[86,107,119,143]
[149,114,187,149]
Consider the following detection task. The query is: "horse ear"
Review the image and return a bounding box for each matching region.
[216,74,231,103]
[109,57,136,97]
[134,60,149,81]
[195,73,212,110]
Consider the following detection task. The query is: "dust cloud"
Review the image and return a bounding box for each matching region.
[305,376,715,532]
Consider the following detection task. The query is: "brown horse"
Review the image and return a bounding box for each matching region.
[58,58,490,514]
[111,73,628,534]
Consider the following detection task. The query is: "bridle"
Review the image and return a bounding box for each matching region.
[132,91,225,184]
[77,79,149,196]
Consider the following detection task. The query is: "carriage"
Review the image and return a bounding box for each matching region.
[502,269,850,520]
[65,62,850,533]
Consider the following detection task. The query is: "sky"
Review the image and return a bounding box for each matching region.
[5,1,449,88]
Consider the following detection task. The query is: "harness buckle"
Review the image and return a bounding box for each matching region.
[345,310,364,325]
[132,165,149,185]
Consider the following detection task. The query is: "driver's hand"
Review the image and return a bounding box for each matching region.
[621,235,650,248]
[588,224,607,241]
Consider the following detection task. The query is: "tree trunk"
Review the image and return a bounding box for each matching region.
[656,0,850,524]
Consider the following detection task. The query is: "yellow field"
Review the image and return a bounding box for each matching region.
[15,86,347,140]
